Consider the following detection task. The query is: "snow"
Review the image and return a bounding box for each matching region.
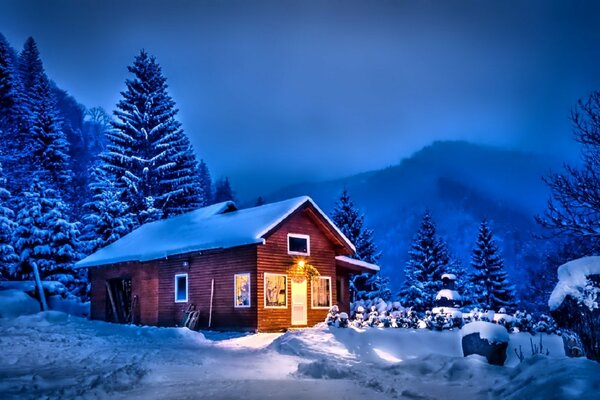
[441,273,456,280]
[0,280,67,295]
[0,312,597,399]
[0,289,40,317]
[435,289,462,301]
[77,196,355,268]
[461,321,510,343]
[549,256,600,311]
[334,255,380,272]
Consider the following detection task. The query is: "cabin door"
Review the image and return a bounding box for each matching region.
[291,278,307,325]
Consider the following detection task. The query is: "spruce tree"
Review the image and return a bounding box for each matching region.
[13,178,79,285]
[213,177,235,203]
[0,164,17,279]
[103,50,204,222]
[81,166,134,254]
[398,211,449,311]
[197,159,213,206]
[470,220,515,311]
[331,189,389,301]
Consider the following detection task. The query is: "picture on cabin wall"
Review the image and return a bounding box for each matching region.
[234,273,251,307]
[265,273,287,307]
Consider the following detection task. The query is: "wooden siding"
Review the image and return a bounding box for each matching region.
[335,267,352,314]
[89,262,159,326]
[156,246,258,330]
[257,207,338,331]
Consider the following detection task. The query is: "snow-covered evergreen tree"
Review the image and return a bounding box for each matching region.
[469,220,515,311]
[213,177,235,203]
[331,189,389,301]
[398,211,450,311]
[103,50,204,222]
[0,164,17,279]
[197,159,213,206]
[81,166,134,254]
[13,178,80,285]
[29,75,72,195]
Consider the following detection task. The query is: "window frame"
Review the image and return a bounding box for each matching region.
[234,273,252,308]
[263,272,288,309]
[311,276,332,309]
[287,233,310,256]
[174,273,188,303]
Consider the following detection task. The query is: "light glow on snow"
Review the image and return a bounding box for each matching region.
[373,347,403,363]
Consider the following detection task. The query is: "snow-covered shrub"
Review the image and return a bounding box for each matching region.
[533,314,559,334]
[325,305,340,326]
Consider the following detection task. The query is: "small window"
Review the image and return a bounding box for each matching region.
[234,273,251,308]
[312,276,332,309]
[288,234,310,255]
[175,273,188,303]
[264,273,287,308]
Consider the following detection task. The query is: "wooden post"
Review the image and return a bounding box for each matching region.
[32,262,47,311]
[208,279,214,328]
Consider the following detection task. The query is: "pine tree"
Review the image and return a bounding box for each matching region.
[0,164,17,279]
[13,178,80,285]
[197,159,213,206]
[331,189,389,301]
[0,34,27,194]
[213,177,235,203]
[103,50,204,222]
[398,211,450,311]
[470,220,515,311]
[29,75,73,195]
[81,166,134,254]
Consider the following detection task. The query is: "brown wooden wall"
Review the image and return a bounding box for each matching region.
[156,246,258,330]
[256,208,338,331]
[335,267,352,314]
[88,262,159,326]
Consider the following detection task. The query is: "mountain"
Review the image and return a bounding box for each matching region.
[267,140,563,297]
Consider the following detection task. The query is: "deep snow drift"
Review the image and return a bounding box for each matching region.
[1,311,599,400]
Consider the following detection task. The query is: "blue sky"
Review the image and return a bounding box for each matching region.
[2,0,600,198]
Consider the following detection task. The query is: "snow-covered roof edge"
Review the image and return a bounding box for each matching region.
[257,196,356,253]
[335,255,380,272]
[548,256,600,311]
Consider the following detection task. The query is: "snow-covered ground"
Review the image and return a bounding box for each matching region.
[0,311,599,399]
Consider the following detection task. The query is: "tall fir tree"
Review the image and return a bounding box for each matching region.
[0,34,27,194]
[213,177,235,203]
[103,50,204,223]
[469,220,515,311]
[13,178,80,286]
[398,211,450,311]
[80,166,134,255]
[197,159,213,206]
[330,189,390,301]
[0,164,17,279]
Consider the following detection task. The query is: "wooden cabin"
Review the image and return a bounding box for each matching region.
[76,196,379,331]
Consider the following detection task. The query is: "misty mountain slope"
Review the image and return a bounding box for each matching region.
[268,141,562,295]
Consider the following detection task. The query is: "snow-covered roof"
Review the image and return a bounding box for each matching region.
[548,256,600,311]
[76,196,355,268]
[335,256,380,272]
[441,273,456,281]
[435,289,462,301]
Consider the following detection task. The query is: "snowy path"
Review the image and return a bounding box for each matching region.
[1,312,599,400]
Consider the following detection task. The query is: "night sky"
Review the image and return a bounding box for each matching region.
[2,0,600,198]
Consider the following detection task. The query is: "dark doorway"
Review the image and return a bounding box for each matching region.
[106,278,133,323]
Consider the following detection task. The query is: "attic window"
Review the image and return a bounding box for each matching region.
[288,234,310,256]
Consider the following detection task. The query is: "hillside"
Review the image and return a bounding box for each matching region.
[268,141,562,296]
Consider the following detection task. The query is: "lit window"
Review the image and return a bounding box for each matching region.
[312,276,332,309]
[175,273,188,303]
[264,273,287,308]
[234,273,251,308]
[288,234,310,255]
